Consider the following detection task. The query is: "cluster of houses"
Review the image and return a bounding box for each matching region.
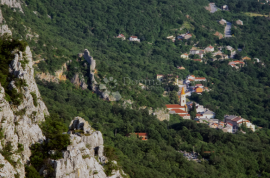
[166,32,193,42]
[180,45,258,64]
[116,34,140,42]
[163,74,256,133]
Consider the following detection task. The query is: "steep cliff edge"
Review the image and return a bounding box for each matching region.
[47,117,127,178]
[0,45,49,177]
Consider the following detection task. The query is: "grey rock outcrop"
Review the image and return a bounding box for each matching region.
[0,9,12,36]
[0,46,48,178]
[71,73,88,90]
[49,117,127,178]
[83,49,97,90]
[0,0,23,12]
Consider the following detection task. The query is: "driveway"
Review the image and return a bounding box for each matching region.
[225,22,232,37]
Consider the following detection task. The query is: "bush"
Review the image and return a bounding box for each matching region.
[30,92,38,107]
[25,165,42,178]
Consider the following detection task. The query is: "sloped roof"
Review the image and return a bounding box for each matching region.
[166,104,186,109]
[171,109,187,114]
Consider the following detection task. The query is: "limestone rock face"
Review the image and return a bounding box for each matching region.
[0,0,23,12]
[0,9,12,36]
[50,117,126,178]
[83,49,97,90]
[70,73,88,90]
[0,46,48,178]
[36,63,67,83]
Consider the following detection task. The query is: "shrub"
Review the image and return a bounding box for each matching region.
[30,92,38,107]
[25,165,42,178]
[14,108,26,117]
[82,154,90,159]
[16,143,24,153]
[0,142,16,167]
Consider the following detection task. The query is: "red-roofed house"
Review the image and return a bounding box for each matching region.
[193,59,202,62]
[116,34,126,40]
[205,46,214,52]
[195,84,204,88]
[127,133,148,140]
[181,53,189,59]
[129,36,140,42]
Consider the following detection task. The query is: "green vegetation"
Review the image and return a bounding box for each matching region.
[25,165,42,178]
[16,143,24,154]
[30,92,38,107]
[28,115,70,175]
[3,0,270,177]
[0,36,28,105]
[0,142,16,167]
[38,81,270,177]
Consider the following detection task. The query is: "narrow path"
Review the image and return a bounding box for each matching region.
[225,22,232,37]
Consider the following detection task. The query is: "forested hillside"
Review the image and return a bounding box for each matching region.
[2,0,270,177]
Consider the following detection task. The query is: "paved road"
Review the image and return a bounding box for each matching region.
[210,3,218,13]
[225,22,232,37]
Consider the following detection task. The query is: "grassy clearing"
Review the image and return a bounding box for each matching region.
[244,12,268,17]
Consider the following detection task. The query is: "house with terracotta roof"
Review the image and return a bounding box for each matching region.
[204,46,214,52]
[129,36,140,42]
[186,75,207,82]
[195,84,203,88]
[193,59,202,62]
[224,115,256,132]
[195,87,203,94]
[177,66,185,70]
[116,34,126,40]
[128,133,148,140]
[166,88,190,119]
[229,60,245,68]
[242,56,251,61]
[181,53,189,59]
[184,34,192,40]
[156,74,164,82]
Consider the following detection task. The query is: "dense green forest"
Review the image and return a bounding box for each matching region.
[37,80,270,177]
[3,0,270,177]
[212,0,270,14]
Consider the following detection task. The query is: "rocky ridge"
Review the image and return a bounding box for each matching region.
[0,46,49,178]
[46,117,127,178]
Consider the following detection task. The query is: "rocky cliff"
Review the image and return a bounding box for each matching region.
[46,117,127,178]
[36,63,67,83]
[0,46,49,178]
[83,49,97,91]
[0,0,23,12]
[0,9,12,36]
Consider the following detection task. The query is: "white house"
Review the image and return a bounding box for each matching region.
[181,53,189,59]
[129,36,140,42]
[202,110,215,119]
[116,34,126,40]
[204,46,214,52]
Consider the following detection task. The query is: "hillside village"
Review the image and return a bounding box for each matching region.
[159,74,257,134]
